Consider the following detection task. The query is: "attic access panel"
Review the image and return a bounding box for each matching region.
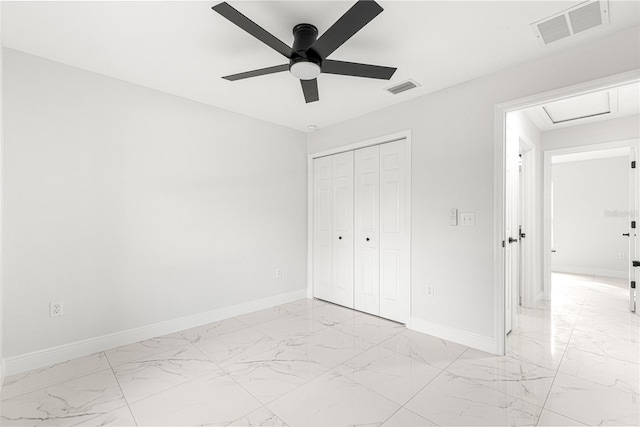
[543,91,611,124]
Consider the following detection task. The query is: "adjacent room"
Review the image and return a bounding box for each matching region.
[0,1,639,426]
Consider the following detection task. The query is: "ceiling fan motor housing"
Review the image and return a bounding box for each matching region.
[290,24,322,79]
[292,23,319,55]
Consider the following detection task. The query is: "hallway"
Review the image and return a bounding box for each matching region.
[508,273,639,425]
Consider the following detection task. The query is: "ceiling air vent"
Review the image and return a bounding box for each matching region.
[386,79,420,95]
[531,0,609,46]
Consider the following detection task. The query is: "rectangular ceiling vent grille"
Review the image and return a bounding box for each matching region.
[569,1,604,34]
[386,79,420,95]
[531,0,609,46]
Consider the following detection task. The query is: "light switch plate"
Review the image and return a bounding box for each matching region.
[461,212,475,226]
[449,208,458,226]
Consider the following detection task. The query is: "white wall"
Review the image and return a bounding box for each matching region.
[543,115,640,151]
[552,157,630,277]
[3,49,307,359]
[0,5,5,386]
[308,26,640,346]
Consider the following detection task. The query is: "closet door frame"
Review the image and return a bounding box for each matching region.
[307,130,412,327]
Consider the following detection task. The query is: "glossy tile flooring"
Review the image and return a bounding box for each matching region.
[1,273,639,426]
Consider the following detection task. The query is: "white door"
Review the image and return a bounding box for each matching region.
[379,140,409,323]
[313,156,333,302]
[629,148,638,313]
[332,152,354,308]
[354,145,380,315]
[505,121,520,334]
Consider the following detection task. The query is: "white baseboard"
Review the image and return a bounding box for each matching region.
[409,317,497,355]
[3,289,307,376]
[553,266,627,279]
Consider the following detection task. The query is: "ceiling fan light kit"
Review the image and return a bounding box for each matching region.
[212,0,397,103]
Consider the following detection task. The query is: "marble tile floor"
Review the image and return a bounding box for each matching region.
[1,273,639,426]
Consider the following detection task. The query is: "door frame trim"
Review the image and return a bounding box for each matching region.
[518,133,537,312]
[494,69,640,355]
[307,130,412,326]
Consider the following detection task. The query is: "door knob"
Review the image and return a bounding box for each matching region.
[366,237,370,241]
[623,233,630,237]
[508,237,518,244]
[338,236,342,240]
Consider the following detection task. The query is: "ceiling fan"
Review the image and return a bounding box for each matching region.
[212,0,397,103]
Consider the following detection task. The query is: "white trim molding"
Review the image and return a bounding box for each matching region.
[3,289,306,376]
[410,317,496,354]
[494,69,640,356]
[552,267,628,279]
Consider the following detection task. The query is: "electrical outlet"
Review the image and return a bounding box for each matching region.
[50,301,63,317]
[427,286,434,297]
[275,268,282,278]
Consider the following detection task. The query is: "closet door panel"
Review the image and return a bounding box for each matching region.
[313,156,333,302]
[332,152,354,308]
[379,140,408,323]
[354,145,380,315]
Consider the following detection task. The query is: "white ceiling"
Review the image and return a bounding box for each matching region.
[2,1,639,132]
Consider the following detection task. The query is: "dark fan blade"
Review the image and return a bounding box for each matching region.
[213,2,293,58]
[223,64,289,81]
[301,79,319,103]
[311,0,383,59]
[323,60,396,80]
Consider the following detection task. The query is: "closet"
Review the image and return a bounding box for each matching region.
[312,139,409,324]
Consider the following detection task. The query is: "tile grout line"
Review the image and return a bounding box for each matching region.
[534,277,588,427]
[188,331,276,393]
[230,310,409,423]
[0,354,114,402]
[203,312,357,422]
[379,344,472,425]
[108,336,242,413]
[186,333,284,426]
[104,351,139,427]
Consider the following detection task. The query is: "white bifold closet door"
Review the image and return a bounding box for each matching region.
[314,139,408,324]
[354,145,380,314]
[313,152,354,308]
[378,141,409,322]
[355,140,408,323]
[332,152,354,308]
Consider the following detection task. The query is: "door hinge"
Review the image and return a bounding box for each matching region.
[502,240,505,248]
[632,221,637,229]
[632,161,636,169]
[632,281,636,289]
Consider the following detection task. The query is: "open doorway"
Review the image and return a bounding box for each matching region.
[544,145,637,322]
[546,146,635,292]
[496,74,640,353]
